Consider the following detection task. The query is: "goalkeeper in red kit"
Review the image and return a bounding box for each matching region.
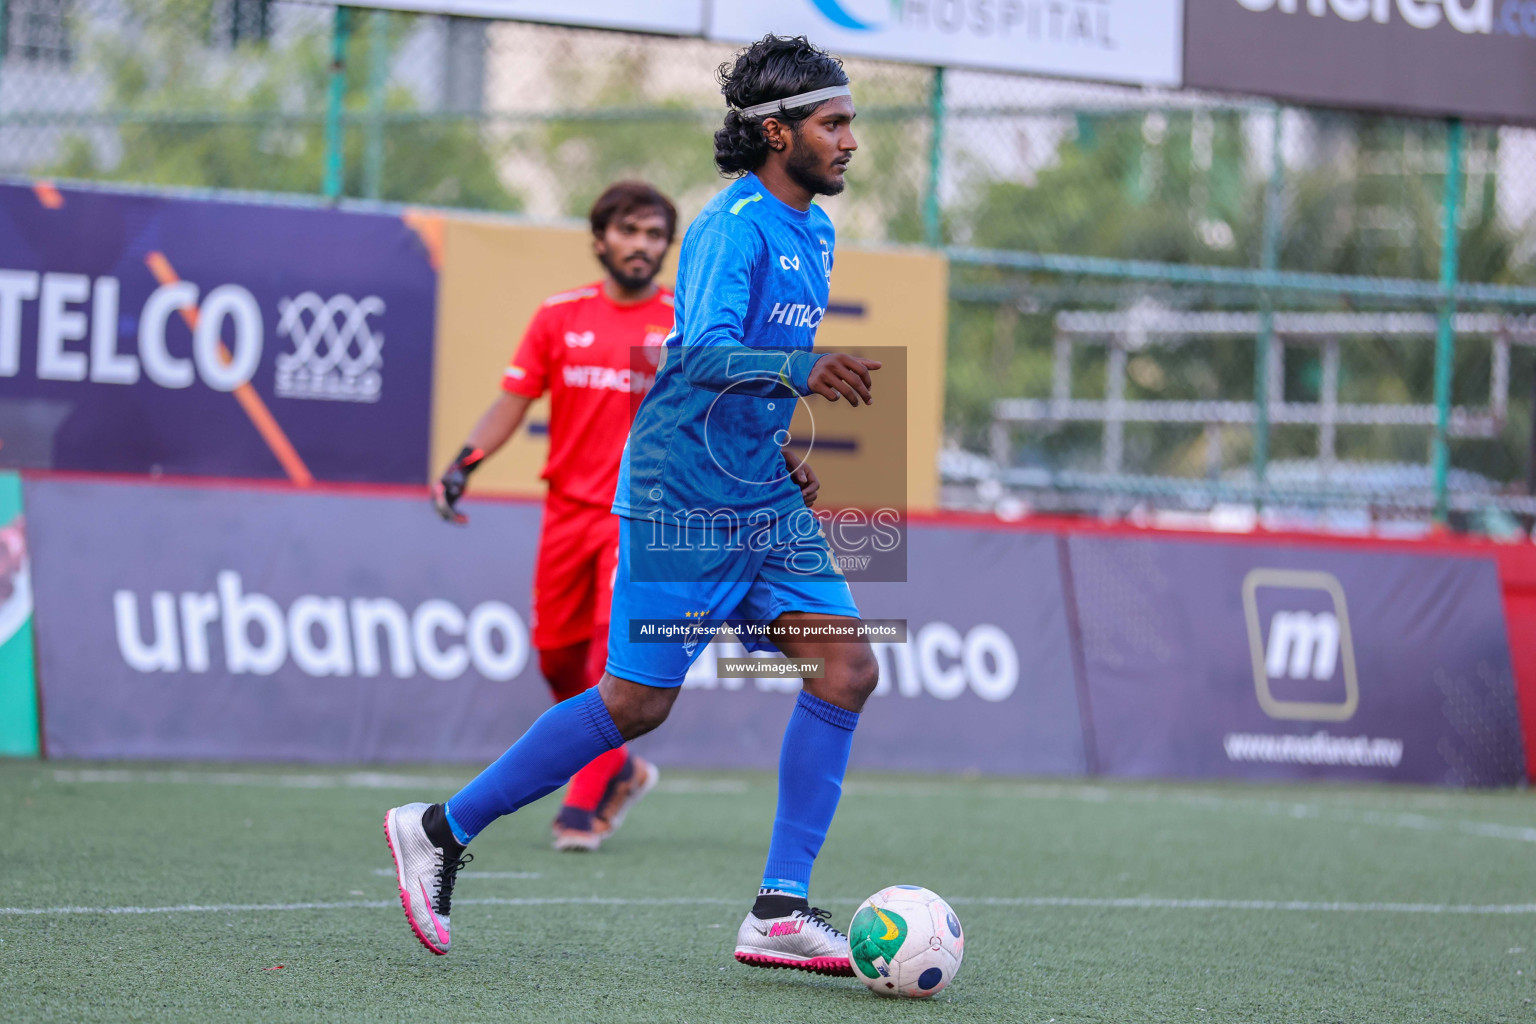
[431,181,676,851]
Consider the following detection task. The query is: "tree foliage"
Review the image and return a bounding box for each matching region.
[945,110,1534,487]
[46,3,519,211]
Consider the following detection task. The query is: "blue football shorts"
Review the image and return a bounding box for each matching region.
[604,513,861,688]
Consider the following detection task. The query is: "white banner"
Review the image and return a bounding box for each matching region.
[344,0,705,36]
[706,0,1183,86]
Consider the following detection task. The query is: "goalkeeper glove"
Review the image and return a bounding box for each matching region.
[431,445,485,524]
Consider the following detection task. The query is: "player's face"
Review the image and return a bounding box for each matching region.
[595,209,673,292]
[784,96,858,197]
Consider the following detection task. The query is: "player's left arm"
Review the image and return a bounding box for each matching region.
[785,451,819,506]
[675,222,825,395]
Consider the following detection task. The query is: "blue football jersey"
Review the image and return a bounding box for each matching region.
[613,172,834,522]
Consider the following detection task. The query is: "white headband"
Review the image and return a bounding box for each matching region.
[731,85,851,120]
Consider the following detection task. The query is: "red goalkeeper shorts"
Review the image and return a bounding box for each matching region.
[531,489,619,651]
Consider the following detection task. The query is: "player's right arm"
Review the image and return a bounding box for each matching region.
[432,304,554,523]
[805,353,882,407]
[464,391,535,454]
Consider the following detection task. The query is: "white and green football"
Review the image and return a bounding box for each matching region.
[848,885,964,998]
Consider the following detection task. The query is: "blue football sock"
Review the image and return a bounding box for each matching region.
[761,691,859,899]
[445,687,623,843]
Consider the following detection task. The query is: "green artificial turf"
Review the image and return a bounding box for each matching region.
[3,762,1535,1023]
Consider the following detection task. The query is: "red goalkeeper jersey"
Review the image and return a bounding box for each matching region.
[502,282,673,508]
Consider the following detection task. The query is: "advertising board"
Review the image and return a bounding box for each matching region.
[28,477,1081,774]
[340,0,704,35]
[1068,535,1524,786]
[0,184,437,483]
[708,0,1184,85]
[430,217,946,511]
[0,472,37,757]
[1184,0,1536,124]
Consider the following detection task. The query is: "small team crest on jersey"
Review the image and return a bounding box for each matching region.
[819,239,832,281]
[642,326,670,347]
[565,330,596,348]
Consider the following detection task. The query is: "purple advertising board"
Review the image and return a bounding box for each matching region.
[1184,0,1536,125]
[646,528,1089,776]
[1067,535,1524,786]
[25,473,1523,785]
[26,477,1087,775]
[29,478,549,761]
[0,183,436,483]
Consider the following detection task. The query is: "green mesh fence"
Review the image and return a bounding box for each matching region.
[2,1,1535,532]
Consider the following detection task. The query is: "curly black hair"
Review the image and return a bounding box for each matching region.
[713,35,849,177]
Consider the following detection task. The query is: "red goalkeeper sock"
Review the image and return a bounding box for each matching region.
[564,745,630,814]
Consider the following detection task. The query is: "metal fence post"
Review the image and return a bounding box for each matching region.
[323,5,353,201]
[1432,117,1464,524]
[1529,359,1536,496]
[1253,105,1285,504]
[923,66,945,247]
[364,9,388,200]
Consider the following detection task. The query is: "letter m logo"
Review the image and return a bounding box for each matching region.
[1265,611,1339,681]
[1241,569,1358,722]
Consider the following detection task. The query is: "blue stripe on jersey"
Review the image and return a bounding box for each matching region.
[614,173,834,522]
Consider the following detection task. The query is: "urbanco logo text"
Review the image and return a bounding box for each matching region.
[113,572,528,681]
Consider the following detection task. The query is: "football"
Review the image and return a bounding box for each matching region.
[848,885,964,998]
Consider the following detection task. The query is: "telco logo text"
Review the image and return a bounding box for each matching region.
[0,268,387,399]
[0,270,262,391]
[113,572,529,681]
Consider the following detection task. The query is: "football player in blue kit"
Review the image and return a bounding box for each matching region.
[385,34,882,975]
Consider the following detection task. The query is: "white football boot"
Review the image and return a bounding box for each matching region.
[384,802,472,955]
[734,905,854,976]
